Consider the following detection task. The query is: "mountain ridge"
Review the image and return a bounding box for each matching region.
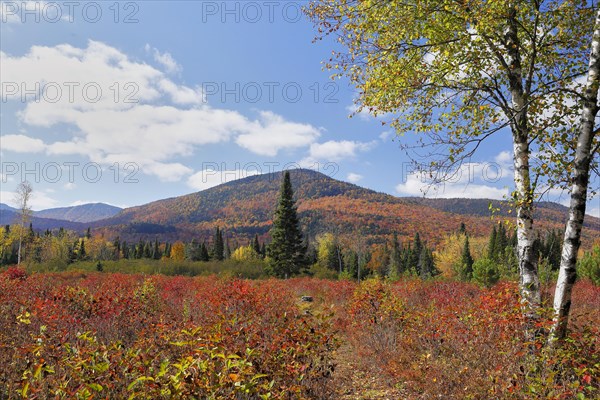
[2,171,598,246]
[34,203,122,223]
[90,169,600,246]
[0,202,120,229]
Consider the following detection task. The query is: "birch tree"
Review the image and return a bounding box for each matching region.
[306,0,596,321]
[14,181,33,265]
[550,7,600,341]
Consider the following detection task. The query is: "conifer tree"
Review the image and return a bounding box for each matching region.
[419,246,438,279]
[389,232,402,278]
[496,224,508,255]
[260,242,266,259]
[224,237,231,259]
[252,234,261,255]
[213,227,224,261]
[78,239,86,261]
[267,171,307,278]
[135,239,144,259]
[200,242,209,261]
[344,250,359,279]
[122,241,129,259]
[113,236,121,259]
[153,239,161,260]
[143,242,152,258]
[545,230,562,271]
[460,236,474,281]
[488,225,498,261]
[409,233,422,275]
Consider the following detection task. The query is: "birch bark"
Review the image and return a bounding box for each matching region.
[550,7,600,342]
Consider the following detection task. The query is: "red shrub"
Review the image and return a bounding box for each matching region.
[4,266,27,280]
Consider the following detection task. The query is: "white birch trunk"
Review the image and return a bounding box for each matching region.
[505,7,541,317]
[550,8,600,342]
[513,138,540,315]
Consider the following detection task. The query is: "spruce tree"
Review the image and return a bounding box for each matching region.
[418,245,438,279]
[409,233,422,275]
[113,237,121,259]
[389,232,402,278]
[460,236,474,281]
[267,171,307,278]
[260,242,266,258]
[143,242,152,258]
[346,250,359,279]
[487,225,498,261]
[200,242,209,261]
[135,239,144,259]
[213,227,224,261]
[78,239,86,261]
[224,237,231,259]
[252,234,261,255]
[545,230,562,271]
[122,241,129,259]
[492,224,505,264]
[153,239,161,260]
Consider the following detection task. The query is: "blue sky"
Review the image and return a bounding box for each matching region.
[0,1,597,218]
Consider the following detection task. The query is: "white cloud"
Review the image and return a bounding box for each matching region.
[235,111,321,156]
[586,206,599,218]
[0,189,58,210]
[187,168,260,191]
[1,134,46,153]
[63,182,76,190]
[494,151,512,166]
[146,44,181,74]
[395,161,510,200]
[347,172,363,183]
[346,102,376,121]
[308,140,376,162]
[2,41,323,181]
[396,172,508,199]
[144,162,193,182]
[379,131,393,141]
[538,187,571,207]
[158,79,203,104]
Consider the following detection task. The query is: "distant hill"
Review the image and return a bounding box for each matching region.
[406,198,600,232]
[0,202,118,232]
[0,208,87,232]
[0,203,17,212]
[91,169,600,246]
[34,203,122,223]
[3,171,598,246]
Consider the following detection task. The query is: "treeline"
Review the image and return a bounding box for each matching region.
[0,224,268,269]
[307,222,600,286]
[1,222,598,285]
[308,231,438,280]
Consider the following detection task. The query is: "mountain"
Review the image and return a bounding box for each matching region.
[0,203,17,212]
[0,202,118,232]
[0,208,87,232]
[406,198,600,232]
[34,203,122,223]
[92,169,600,246]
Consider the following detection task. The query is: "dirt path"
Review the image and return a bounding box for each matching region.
[329,341,407,399]
[300,298,406,399]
